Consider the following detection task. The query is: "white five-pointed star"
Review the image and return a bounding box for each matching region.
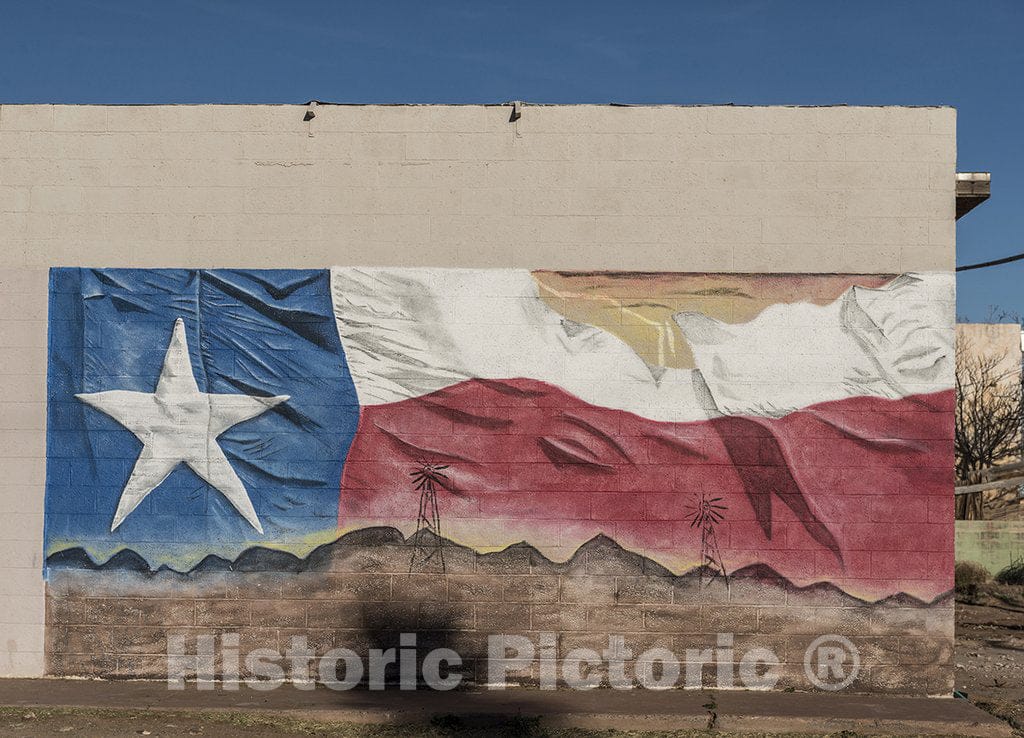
[76,318,289,533]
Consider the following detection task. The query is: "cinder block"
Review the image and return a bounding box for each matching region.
[836,244,901,273]
[391,573,448,602]
[370,105,492,134]
[242,132,315,161]
[104,106,164,132]
[306,600,364,629]
[0,213,28,241]
[246,186,316,215]
[531,603,588,631]
[476,602,530,631]
[762,216,837,245]
[0,318,46,349]
[773,133,845,162]
[338,132,408,162]
[126,132,245,161]
[29,186,85,213]
[732,243,833,272]
[900,245,955,272]
[895,134,957,163]
[310,105,387,133]
[0,539,42,567]
[448,574,505,602]
[704,161,761,189]
[704,216,761,244]
[0,567,44,594]
[852,215,930,245]
[380,185,458,216]
[700,133,771,162]
[643,605,703,633]
[1,649,44,677]
[644,107,708,135]
[928,218,955,247]
[0,618,44,657]
[876,107,939,135]
[511,132,570,161]
[0,593,44,624]
[558,575,616,605]
[406,132,512,162]
[565,133,625,161]
[0,186,29,212]
[516,105,653,135]
[621,189,683,218]
[700,606,759,633]
[249,598,306,628]
[503,575,558,603]
[595,215,703,244]
[812,107,884,134]
[52,106,108,132]
[194,599,250,627]
[420,602,475,630]
[0,351,46,375]
[706,106,771,135]
[208,104,306,133]
[586,605,643,631]
[133,598,195,627]
[1,105,53,131]
[926,107,956,136]
[156,105,215,132]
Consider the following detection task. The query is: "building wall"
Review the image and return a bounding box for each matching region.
[956,521,1024,575]
[955,323,1022,383]
[1,104,957,692]
[954,322,1023,520]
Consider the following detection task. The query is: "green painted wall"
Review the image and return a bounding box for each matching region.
[956,521,1024,574]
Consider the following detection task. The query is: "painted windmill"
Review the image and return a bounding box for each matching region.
[409,462,449,572]
[687,491,729,586]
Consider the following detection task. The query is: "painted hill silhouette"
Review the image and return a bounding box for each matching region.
[44,526,949,608]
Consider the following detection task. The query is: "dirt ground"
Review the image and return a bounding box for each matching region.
[0,709,998,738]
[955,584,1024,734]
[2,708,624,738]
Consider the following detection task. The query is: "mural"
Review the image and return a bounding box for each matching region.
[43,267,956,691]
[46,268,357,566]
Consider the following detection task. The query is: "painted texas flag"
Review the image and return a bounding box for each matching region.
[45,267,954,601]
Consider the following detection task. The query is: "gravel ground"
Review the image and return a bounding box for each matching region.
[955,584,1024,734]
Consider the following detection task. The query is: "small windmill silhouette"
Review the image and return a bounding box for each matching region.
[686,491,729,586]
[409,462,449,572]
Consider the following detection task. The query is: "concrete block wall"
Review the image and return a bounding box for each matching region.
[45,534,955,694]
[0,104,956,681]
[0,104,955,272]
[956,521,1024,575]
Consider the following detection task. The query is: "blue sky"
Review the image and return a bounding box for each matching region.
[2,0,1021,320]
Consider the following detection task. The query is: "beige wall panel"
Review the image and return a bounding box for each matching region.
[0,104,956,678]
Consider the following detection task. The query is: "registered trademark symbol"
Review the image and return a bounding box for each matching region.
[803,634,860,691]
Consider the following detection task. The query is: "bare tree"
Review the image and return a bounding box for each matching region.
[955,337,1023,519]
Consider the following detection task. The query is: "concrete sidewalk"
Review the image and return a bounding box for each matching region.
[0,679,1012,737]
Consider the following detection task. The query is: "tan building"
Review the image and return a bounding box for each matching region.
[956,322,1022,392]
[0,104,973,693]
[955,322,1023,527]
